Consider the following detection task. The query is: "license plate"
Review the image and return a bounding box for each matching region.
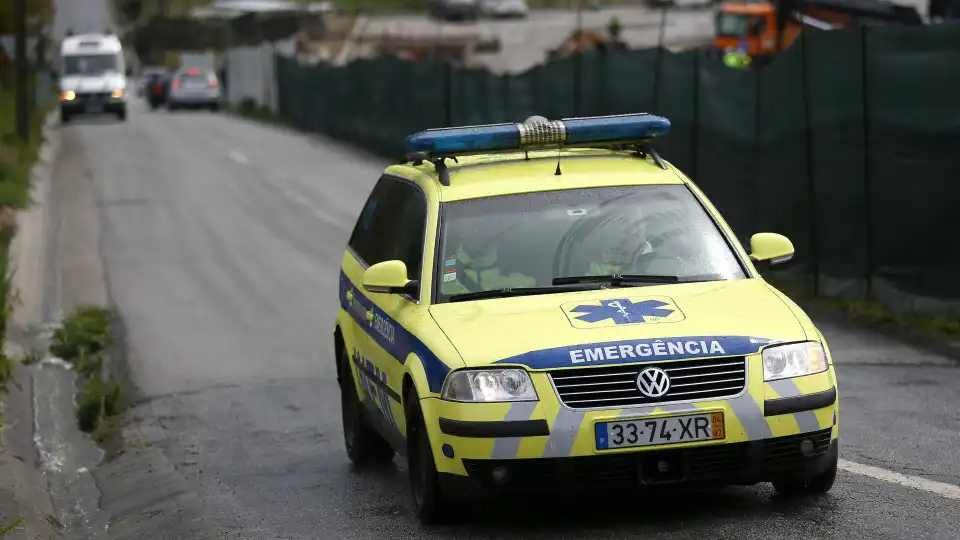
[86,102,103,113]
[595,412,724,450]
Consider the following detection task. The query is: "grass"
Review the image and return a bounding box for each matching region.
[766,273,960,343]
[0,91,47,210]
[232,99,289,126]
[49,305,113,361]
[49,306,127,436]
[0,517,24,535]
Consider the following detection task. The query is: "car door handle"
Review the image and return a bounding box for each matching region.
[365,310,374,323]
[346,290,354,302]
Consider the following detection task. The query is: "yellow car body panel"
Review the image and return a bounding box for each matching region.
[336,147,839,493]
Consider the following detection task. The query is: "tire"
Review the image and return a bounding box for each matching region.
[339,347,395,466]
[117,109,127,121]
[169,103,178,112]
[773,446,838,496]
[210,103,220,112]
[60,109,70,124]
[406,389,463,525]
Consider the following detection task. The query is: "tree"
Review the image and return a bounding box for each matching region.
[0,0,53,35]
[120,0,144,25]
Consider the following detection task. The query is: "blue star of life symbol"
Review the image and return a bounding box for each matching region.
[570,298,675,324]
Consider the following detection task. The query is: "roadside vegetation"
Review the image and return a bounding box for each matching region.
[766,273,960,344]
[50,306,127,443]
[0,81,52,393]
[232,98,289,126]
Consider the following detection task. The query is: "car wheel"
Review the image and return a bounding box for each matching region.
[60,110,70,124]
[339,347,395,466]
[772,446,838,496]
[117,109,127,121]
[210,103,220,112]
[406,389,463,525]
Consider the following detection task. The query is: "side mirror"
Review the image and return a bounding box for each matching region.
[363,260,417,295]
[749,232,794,270]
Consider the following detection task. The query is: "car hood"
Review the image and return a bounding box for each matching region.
[60,74,126,93]
[428,278,808,369]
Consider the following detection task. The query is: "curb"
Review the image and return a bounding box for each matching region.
[1,111,64,540]
[92,445,222,540]
[0,353,63,539]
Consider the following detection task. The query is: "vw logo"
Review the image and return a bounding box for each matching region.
[636,367,671,398]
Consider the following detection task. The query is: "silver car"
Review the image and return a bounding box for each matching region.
[167,67,221,111]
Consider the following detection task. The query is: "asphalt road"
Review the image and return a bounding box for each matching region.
[51,1,960,537]
[48,98,960,540]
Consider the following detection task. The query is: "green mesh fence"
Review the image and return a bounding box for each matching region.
[275,23,960,301]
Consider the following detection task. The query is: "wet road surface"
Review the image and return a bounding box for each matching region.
[49,0,960,534]
[50,98,960,540]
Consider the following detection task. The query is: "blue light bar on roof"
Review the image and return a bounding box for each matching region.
[404,113,671,157]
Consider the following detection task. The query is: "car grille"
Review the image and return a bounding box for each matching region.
[549,356,747,409]
[75,92,111,101]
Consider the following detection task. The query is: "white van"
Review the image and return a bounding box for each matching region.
[58,30,128,123]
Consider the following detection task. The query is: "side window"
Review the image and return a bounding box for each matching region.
[348,176,393,262]
[366,181,427,283]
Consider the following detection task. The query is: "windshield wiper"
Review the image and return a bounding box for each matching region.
[448,285,597,302]
[552,274,679,286]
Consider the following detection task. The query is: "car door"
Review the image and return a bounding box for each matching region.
[343,175,428,441]
[354,176,428,440]
[342,177,395,432]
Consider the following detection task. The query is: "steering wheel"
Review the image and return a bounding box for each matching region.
[456,264,483,293]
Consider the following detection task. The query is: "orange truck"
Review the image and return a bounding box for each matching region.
[713,0,924,60]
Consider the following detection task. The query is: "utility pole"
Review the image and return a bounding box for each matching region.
[14,0,29,141]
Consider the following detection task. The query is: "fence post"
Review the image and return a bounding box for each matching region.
[651,8,668,113]
[691,51,700,180]
[573,53,582,116]
[443,62,453,126]
[860,25,874,297]
[753,62,762,238]
[799,32,820,296]
[501,74,511,122]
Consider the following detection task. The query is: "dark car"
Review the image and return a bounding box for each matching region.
[429,0,480,21]
[145,71,171,110]
[138,66,169,96]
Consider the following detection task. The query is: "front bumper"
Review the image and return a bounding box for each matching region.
[421,358,840,490]
[61,92,125,114]
[440,430,838,498]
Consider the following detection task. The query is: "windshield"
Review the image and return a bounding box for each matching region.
[716,12,752,37]
[434,185,746,303]
[62,54,118,76]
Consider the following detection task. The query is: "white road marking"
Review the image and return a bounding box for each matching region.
[839,459,960,500]
[277,184,343,227]
[229,150,248,165]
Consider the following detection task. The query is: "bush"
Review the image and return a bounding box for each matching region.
[76,377,126,433]
[49,305,112,360]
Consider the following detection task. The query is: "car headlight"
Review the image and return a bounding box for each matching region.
[441,369,538,402]
[111,88,124,98]
[60,90,76,101]
[761,341,828,382]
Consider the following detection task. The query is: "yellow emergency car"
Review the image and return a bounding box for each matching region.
[334,113,839,524]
